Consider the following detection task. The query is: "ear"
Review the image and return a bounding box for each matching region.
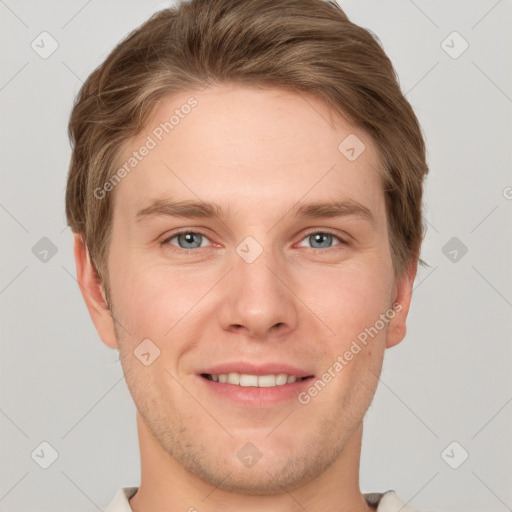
[385,257,418,349]
[73,233,118,349]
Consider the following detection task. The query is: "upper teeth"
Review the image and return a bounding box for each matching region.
[209,373,301,387]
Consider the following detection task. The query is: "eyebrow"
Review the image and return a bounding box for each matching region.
[135,199,226,222]
[135,198,375,226]
[291,200,374,225]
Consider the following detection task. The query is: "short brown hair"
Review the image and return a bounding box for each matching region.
[65,0,428,304]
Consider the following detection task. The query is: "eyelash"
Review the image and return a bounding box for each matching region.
[160,229,348,252]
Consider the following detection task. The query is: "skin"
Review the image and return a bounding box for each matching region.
[74,84,417,512]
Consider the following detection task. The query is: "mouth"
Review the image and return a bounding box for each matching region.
[196,363,316,406]
[200,372,314,387]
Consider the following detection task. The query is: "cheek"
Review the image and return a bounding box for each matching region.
[108,257,202,337]
[306,263,394,338]
[299,264,394,390]
[108,259,218,382]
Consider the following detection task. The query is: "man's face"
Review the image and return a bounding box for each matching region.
[94,85,412,493]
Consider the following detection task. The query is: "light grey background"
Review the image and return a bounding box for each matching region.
[1,1,511,511]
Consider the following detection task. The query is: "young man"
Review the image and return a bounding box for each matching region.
[65,0,429,510]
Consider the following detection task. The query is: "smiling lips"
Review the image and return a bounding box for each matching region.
[202,372,310,387]
[199,363,315,388]
[198,364,315,406]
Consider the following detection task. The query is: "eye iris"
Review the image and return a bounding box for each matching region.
[178,232,202,249]
[310,233,332,248]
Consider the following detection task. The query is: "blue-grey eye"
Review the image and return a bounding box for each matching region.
[298,232,342,249]
[171,232,205,249]
[310,233,333,248]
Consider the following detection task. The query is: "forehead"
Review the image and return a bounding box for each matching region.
[112,84,385,221]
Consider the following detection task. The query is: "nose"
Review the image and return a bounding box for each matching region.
[217,247,300,340]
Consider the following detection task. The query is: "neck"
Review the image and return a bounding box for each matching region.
[129,412,373,512]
